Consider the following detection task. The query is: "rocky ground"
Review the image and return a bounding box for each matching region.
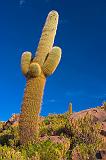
[1,106,106,160]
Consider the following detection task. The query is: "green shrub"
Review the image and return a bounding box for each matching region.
[0,145,25,160]
[0,112,104,160]
[0,122,4,129]
[39,114,70,137]
[0,126,19,148]
[21,139,65,160]
[70,114,103,159]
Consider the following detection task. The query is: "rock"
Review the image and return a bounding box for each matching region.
[1,106,106,159]
[69,107,106,160]
[3,113,20,129]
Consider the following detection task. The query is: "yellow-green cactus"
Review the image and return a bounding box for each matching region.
[29,62,41,77]
[68,103,72,114]
[19,10,62,145]
[103,102,106,111]
[21,51,32,76]
[42,47,61,76]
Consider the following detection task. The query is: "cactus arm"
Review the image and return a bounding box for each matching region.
[42,47,62,76]
[33,11,59,66]
[21,51,32,76]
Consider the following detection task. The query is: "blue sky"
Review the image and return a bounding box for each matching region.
[0,0,106,121]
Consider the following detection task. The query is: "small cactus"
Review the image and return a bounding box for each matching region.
[19,10,62,145]
[103,101,106,111]
[68,103,72,114]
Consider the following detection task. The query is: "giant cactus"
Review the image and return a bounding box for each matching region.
[19,11,62,145]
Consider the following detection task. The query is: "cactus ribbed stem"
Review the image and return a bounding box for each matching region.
[33,11,59,66]
[19,10,62,145]
[69,103,72,114]
[19,73,46,144]
[103,102,106,111]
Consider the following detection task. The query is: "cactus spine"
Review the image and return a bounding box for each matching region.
[19,11,62,145]
[68,103,72,114]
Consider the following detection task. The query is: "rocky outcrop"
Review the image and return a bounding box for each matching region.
[2,114,45,130]
[68,107,106,160]
[1,106,106,159]
[2,114,20,130]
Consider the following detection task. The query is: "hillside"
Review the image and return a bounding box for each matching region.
[0,106,106,160]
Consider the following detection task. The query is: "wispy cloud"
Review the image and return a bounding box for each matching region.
[47,99,56,103]
[92,94,106,100]
[65,90,106,101]
[19,0,51,6]
[42,99,56,106]
[65,90,84,97]
[45,0,51,3]
[59,19,69,25]
[19,0,26,6]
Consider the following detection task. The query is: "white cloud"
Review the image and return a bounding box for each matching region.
[45,0,51,2]
[93,94,106,100]
[59,19,69,25]
[42,99,56,105]
[65,90,106,103]
[19,0,26,6]
[65,90,84,97]
[47,99,56,103]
